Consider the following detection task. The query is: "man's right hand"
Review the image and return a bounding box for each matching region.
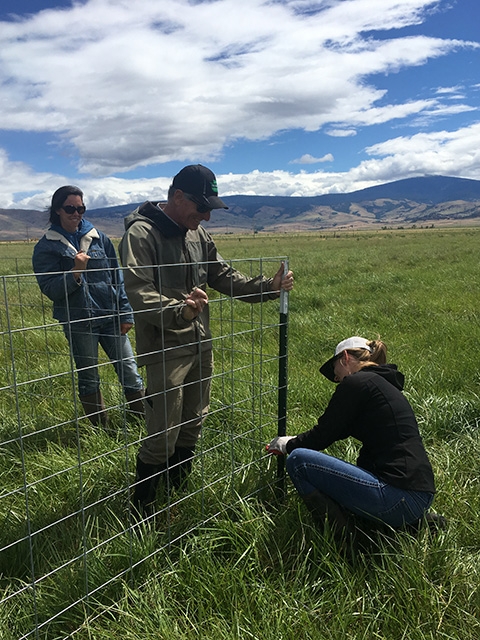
[182,287,208,320]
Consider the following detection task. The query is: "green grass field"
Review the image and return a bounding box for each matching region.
[1,228,479,639]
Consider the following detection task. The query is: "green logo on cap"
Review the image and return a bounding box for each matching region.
[210,180,218,195]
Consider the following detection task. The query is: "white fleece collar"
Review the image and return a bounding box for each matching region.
[45,227,100,254]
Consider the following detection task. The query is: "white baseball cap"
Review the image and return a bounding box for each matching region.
[319,336,372,381]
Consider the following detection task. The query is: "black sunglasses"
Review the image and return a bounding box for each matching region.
[183,193,211,214]
[61,205,86,215]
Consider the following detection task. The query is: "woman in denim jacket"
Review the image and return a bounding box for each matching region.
[33,185,144,427]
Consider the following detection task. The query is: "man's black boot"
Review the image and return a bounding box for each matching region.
[131,456,166,522]
[168,447,195,491]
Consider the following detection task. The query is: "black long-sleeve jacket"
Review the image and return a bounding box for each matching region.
[286,364,435,493]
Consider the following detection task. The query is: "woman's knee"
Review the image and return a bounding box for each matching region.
[285,449,306,477]
[286,448,342,475]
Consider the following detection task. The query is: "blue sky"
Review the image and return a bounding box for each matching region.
[0,0,479,210]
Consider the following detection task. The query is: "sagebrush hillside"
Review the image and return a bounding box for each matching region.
[2,175,480,240]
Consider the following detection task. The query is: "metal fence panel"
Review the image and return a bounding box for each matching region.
[0,257,288,639]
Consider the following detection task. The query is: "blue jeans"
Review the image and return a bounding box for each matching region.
[63,318,143,397]
[286,448,434,528]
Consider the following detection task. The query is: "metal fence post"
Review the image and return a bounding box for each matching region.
[276,260,289,498]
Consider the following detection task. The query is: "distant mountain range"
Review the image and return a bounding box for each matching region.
[2,175,480,241]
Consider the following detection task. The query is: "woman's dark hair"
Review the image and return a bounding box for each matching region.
[48,185,84,225]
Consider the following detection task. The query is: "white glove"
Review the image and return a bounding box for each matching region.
[266,435,294,455]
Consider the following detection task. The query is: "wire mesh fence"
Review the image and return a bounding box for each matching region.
[0,257,288,639]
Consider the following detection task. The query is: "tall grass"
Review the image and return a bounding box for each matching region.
[1,228,479,639]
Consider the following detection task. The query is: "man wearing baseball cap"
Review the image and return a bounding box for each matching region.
[171,164,229,211]
[119,165,294,522]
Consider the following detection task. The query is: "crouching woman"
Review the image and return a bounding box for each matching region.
[267,337,437,541]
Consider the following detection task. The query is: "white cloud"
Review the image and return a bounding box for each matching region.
[290,153,334,164]
[0,0,477,178]
[363,122,480,178]
[435,85,463,95]
[2,121,480,208]
[327,129,357,137]
[0,0,479,209]
[0,149,62,208]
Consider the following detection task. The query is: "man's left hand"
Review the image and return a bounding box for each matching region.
[272,262,294,293]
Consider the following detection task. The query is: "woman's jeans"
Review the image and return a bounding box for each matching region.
[63,318,143,397]
[286,448,434,528]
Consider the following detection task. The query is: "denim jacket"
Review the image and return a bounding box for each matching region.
[33,225,134,325]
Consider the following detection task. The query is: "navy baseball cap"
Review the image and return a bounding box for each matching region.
[172,164,228,209]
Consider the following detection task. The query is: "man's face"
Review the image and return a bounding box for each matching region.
[174,192,212,230]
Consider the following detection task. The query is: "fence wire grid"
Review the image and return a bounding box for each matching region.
[0,256,289,639]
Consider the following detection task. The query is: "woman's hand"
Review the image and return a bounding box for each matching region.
[72,251,90,281]
[74,251,90,270]
[266,435,295,455]
[120,323,133,335]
